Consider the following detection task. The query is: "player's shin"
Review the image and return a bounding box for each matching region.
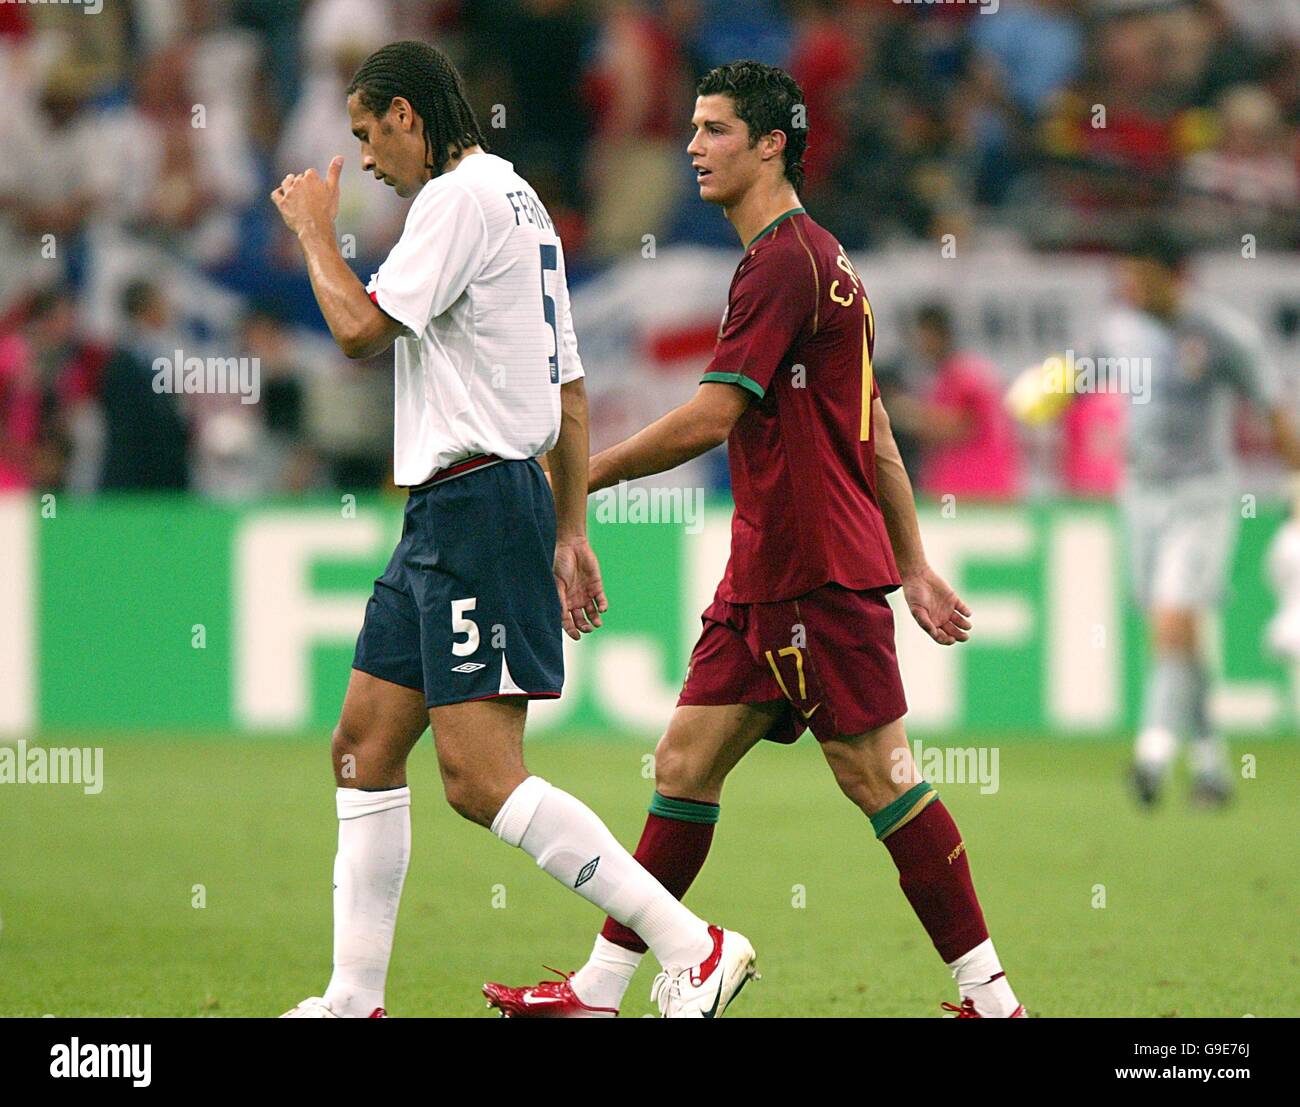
[874,783,1022,1017]
[1138,654,1203,775]
[571,793,720,1010]
[323,786,411,1017]
[491,776,714,971]
[1186,661,1231,792]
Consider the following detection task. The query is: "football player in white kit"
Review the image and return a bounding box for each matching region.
[1102,231,1300,808]
[270,40,755,1017]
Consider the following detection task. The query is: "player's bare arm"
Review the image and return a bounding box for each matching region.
[548,377,608,639]
[873,394,972,647]
[587,382,751,493]
[272,156,404,359]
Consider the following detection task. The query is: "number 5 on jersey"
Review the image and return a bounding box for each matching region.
[539,244,559,384]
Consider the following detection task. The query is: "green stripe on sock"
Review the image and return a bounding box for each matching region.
[870,782,935,840]
[648,792,720,825]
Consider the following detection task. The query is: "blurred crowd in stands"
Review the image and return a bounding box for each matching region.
[0,0,1295,497]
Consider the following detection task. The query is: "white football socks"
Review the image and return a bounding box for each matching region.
[492,776,712,972]
[1189,732,1229,781]
[1135,725,1177,775]
[571,934,643,1012]
[323,786,411,1017]
[948,937,1021,1017]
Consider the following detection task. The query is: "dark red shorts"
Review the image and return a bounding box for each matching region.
[676,583,908,743]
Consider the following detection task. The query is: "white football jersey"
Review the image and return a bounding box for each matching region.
[366,153,584,486]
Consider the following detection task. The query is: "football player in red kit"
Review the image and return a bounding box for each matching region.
[485,60,1024,1018]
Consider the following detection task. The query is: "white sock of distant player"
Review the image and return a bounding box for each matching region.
[1186,661,1230,781]
[323,786,411,1016]
[948,937,1021,1017]
[1189,732,1229,781]
[570,934,643,1010]
[1135,725,1177,774]
[1138,655,1201,775]
[492,776,713,971]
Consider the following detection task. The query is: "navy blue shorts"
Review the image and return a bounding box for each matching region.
[352,458,564,708]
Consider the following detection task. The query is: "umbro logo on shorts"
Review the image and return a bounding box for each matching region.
[451,662,486,673]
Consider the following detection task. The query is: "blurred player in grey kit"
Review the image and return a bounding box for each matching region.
[1098,230,1300,807]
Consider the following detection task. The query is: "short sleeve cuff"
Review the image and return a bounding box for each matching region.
[366,278,424,337]
[701,371,765,400]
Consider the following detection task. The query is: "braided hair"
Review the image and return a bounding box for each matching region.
[346,41,488,177]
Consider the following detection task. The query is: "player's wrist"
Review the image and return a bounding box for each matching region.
[296,221,336,250]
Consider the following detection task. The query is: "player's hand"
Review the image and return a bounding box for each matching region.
[902,565,971,646]
[553,536,608,640]
[271,156,343,238]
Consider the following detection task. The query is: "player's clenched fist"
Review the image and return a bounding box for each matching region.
[271,155,344,238]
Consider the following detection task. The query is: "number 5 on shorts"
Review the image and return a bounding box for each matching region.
[451,597,480,656]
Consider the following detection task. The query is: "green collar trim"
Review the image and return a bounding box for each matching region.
[746,207,805,249]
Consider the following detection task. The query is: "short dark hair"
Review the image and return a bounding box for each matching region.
[346,40,488,178]
[697,60,808,191]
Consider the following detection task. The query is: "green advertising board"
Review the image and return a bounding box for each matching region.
[0,493,1291,740]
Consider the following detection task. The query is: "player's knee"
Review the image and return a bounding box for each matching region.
[331,720,356,754]
[830,764,878,814]
[331,719,408,787]
[1151,609,1199,654]
[441,775,493,826]
[331,721,365,780]
[653,736,713,798]
[437,760,504,828]
[825,748,892,815]
[1159,628,1197,655]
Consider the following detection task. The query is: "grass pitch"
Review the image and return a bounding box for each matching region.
[1,735,1296,1017]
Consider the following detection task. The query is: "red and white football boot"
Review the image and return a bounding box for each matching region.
[483,968,619,1018]
[280,997,388,1018]
[941,997,1026,1018]
[650,925,757,1018]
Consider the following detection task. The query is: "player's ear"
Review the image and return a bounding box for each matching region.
[762,129,787,163]
[391,96,417,133]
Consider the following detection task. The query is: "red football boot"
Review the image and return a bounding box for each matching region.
[483,968,619,1018]
[941,997,1027,1018]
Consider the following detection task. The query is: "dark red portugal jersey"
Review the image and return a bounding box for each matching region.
[700,209,900,603]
